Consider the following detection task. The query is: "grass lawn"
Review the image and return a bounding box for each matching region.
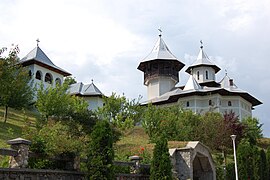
[0,107,37,148]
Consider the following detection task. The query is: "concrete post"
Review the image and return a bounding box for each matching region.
[7,138,31,168]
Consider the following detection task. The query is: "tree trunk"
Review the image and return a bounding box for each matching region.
[4,105,8,123]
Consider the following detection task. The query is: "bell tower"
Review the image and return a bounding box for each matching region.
[137,32,185,100]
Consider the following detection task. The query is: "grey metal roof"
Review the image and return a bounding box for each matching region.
[186,46,220,74]
[183,75,202,91]
[20,46,71,76]
[219,73,237,89]
[142,35,178,61]
[68,81,103,96]
[143,79,262,106]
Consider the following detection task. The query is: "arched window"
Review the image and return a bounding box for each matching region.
[197,71,200,80]
[28,70,32,77]
[35,71,42,80]
[209,100,212,106]
[186,101,190,107]
[45,73,53,84]
[228,101,232,106]
[206,70,208,80]
[55,78,62,85]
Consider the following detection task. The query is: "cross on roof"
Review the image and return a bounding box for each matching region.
[200,40,203,49]
[158,28,162,36]
[36,38,40,47]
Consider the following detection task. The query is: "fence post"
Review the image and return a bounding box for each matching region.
[7,138,31,168]
[129,155,143,174]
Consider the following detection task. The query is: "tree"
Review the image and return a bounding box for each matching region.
[242,116,263,145]
[237,139,260,180]
[150,136,173,180]
[0,45,33,123]
[96,93,142,131]
[64,76,77,85]
[266,146,270,179]
[259,149,267,180]
[87,120,115,179]
[36,83,88,121]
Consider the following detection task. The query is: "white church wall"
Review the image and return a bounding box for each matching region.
[84,96,104,111]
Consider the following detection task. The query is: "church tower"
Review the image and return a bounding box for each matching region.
[185,42,220,85]
[137,32,185,100]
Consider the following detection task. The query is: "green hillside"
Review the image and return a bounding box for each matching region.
[0,107,37,148]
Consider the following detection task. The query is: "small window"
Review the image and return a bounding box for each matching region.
[197,71,200,80]
[55,78,62,85]
[29,70,32,77]
[228,101,232,106]
[45,73,53,84]
[209,100,212,106]
[206,70,208,80]
[186,101,190,107]
[35,71,42,80]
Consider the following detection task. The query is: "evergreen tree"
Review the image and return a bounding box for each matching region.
[266,146,270,179]
[150,136,173,180]
[259,149,267,180]
[237,139,260,180]
[87,120,114,180]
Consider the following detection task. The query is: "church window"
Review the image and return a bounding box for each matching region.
[206,70,208,79]
[228,101,232,106]
[45,73,53,84]
[209,100,212,106]
[197,71,200,80]
[29,70,32,77]
[55,78,62,85]
[186,101,190,107]
[35,71,42,80]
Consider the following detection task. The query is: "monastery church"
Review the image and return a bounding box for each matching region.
[137,34,262,119]
[19,35,262,118]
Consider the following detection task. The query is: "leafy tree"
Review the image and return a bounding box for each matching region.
[142,104,201,142]
[150,136,172,180]
[0,45,33,123]
[96,93,142,131]
[87,120,115,179]
[64,76,77,85]
[237,139,260,180]
[26,120,86,169]
[36,83,88,121]
[242,116,263,145]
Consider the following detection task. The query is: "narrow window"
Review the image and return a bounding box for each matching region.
[186,101,190,107]
[35,71,42,80]
[55,78,62,85]
[29,70,32,77]
[206,70,208,80]
[45,73,53,84]
[228,101,232,106]
[209,100,212,106]
[197,71,200,80]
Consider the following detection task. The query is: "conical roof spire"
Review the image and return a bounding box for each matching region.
[142,33,178,61]
[184,74,201,91]
[186,42,220,74]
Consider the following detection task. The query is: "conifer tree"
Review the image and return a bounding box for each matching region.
[237,139,260,180]
[150,136,173,180]
[259,149,267,180]
[87,120,114,179]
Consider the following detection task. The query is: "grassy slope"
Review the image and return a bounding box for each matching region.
[115,126,187,163]
[0,107,37,148]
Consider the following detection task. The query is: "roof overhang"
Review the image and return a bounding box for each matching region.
[137,59,185,72]
[21,59,71,76]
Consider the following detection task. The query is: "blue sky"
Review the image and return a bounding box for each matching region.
[1,0,269,136]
